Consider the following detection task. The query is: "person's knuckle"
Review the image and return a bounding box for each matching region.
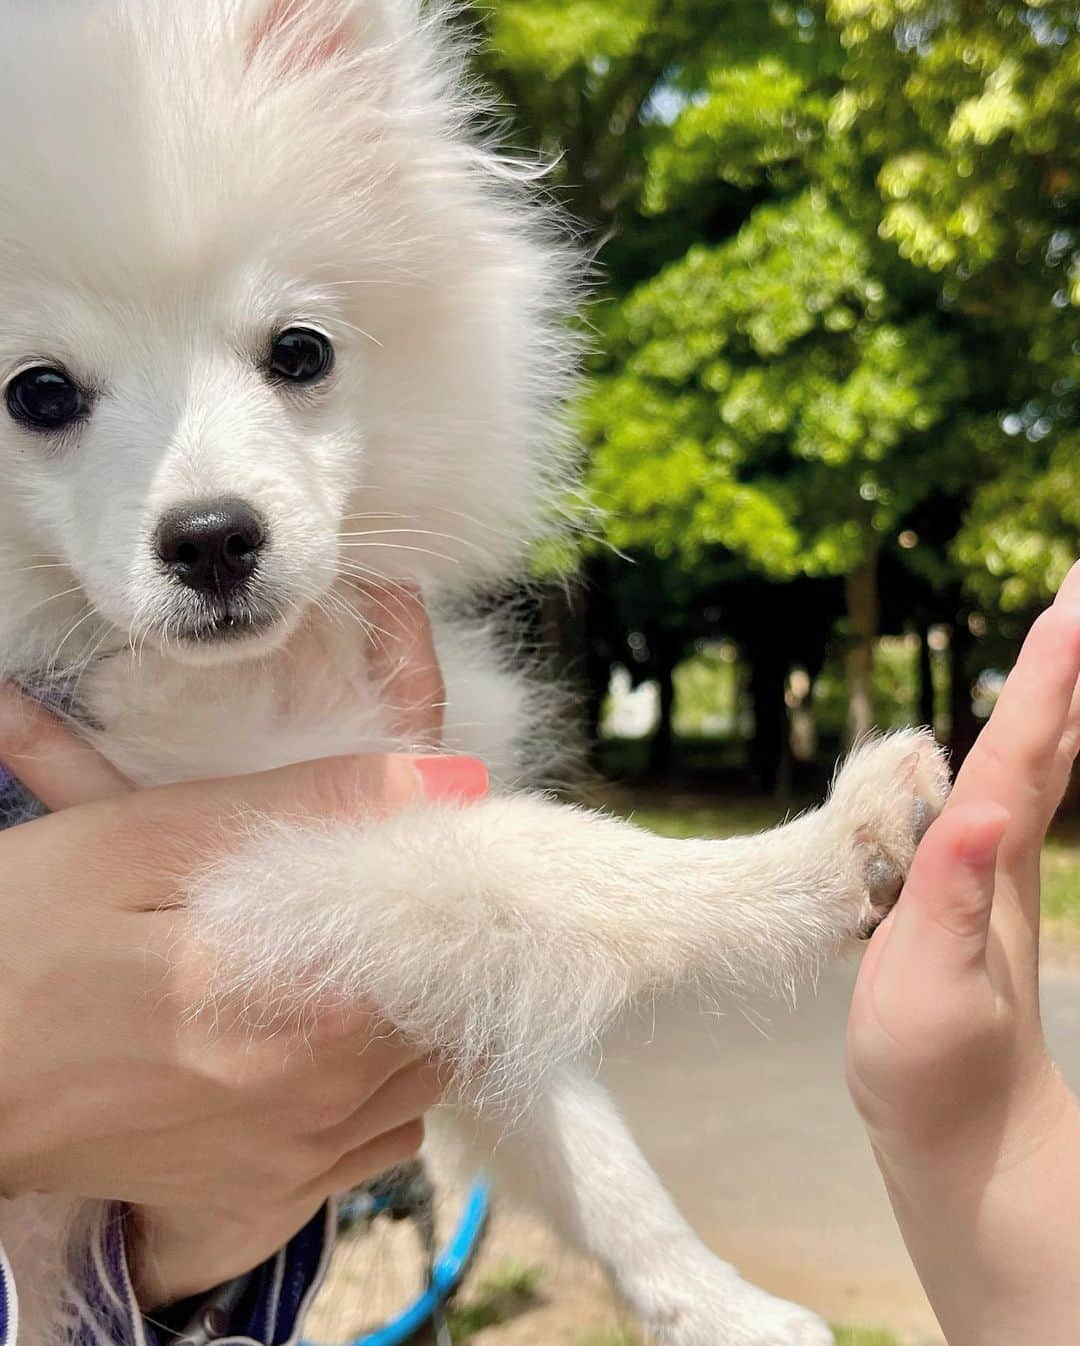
[269,1143,314,1197]
[304,755,379,819]
[413,1064,444,1109]
[387,1118,425,1160]
[980,732,1051,796]
[310,754,420,820]
[360,1030,422,1081]
[1032,604,1080,663]
[305,1004,371,1049]
[298,1082,357,1133]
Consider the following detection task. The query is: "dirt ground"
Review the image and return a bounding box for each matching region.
[307,1200,943,1346]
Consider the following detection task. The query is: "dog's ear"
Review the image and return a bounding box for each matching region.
[246,0,359,75]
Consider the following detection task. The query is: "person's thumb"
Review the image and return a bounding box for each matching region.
[196,750,491,824]
[119,751,491,894]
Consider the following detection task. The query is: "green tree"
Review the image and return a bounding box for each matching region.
[470,0,1079,771]
[829,0,1080,620]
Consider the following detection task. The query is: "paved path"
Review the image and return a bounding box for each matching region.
[595,957,1080,1341]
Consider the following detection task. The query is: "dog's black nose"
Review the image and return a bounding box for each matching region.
[155,499,267,596]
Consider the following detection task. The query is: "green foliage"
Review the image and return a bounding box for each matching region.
[825,0,1080,614]
[829,1326,905,1346]
[584,191,967,579]
[672,645,739,736]
[954,430,1080,612]
[644,58,832,208]
[473,0,1078,627]
[487,0,654,80]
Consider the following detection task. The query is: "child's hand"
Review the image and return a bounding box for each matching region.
[845,560,1080,1345]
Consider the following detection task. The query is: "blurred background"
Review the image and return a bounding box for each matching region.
[460,0,1079,805]
[321,4,1080,1344]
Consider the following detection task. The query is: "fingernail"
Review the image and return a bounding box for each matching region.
[412,755,489,802]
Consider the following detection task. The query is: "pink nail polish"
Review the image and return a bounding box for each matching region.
[413,755,489,802]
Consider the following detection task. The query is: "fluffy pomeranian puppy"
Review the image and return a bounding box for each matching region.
[0,3,949,1344]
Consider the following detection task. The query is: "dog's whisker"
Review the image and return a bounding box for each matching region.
[337,541,461,565]
[330,581,405,631]
[330,564,423,621]
[335,527,489,557]
[18,585,86,622]
[44,605,97,675]
[8,561,72,575]
[331,317,382,348]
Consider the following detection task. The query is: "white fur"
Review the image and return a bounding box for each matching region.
[0,5,949,1345]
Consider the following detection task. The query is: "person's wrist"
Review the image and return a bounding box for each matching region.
[869,1079,1080,1346]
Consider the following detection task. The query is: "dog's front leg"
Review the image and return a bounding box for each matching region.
[439,1064,835,1346]
[189,729,947,1102]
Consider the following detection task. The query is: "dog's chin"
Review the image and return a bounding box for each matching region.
[156,610,299,668]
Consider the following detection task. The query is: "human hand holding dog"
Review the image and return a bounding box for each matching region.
[846,561,1080,1344]
[0,589,484,1308]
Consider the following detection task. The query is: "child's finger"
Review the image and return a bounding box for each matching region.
[0,684,132,809]
[359,582,446,748]
[1046,675,1080,818]
[880,801,1010,977]
[947,599,1080,838]
[1053,556,1080,609]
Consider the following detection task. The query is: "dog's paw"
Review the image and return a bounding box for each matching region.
[660,1290,835,1346]
[632,1260,834,1346]
[827,728,950,938]
[727,1291,835,1346]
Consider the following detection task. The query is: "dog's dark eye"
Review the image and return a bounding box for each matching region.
[267,327,334,385]
[6,366,85,430]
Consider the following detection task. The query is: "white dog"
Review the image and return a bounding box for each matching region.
[0,4,949,1344]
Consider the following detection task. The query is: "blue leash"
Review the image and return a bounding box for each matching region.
[303,1177,491,1346]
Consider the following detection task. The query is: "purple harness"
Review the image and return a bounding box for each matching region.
[0,762,46,830]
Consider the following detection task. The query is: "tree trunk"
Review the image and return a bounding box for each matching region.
[748,636,790,797]
[918,621,936,732]
[648,660,677,778]
[540,578,600,753]
[948,616,980,766]
[845,548,880,744]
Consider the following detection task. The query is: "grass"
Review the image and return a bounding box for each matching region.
[1042,818,1080,934]
[830,1329,905,1346]
[443,1260,545,1339]
[600,787,1080,937]
[575,1332,642,1346]
[443,1280,908,1346]
[575,1334,905,1346]
[440,1260,910,1346]
[570,1327,906,1346]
